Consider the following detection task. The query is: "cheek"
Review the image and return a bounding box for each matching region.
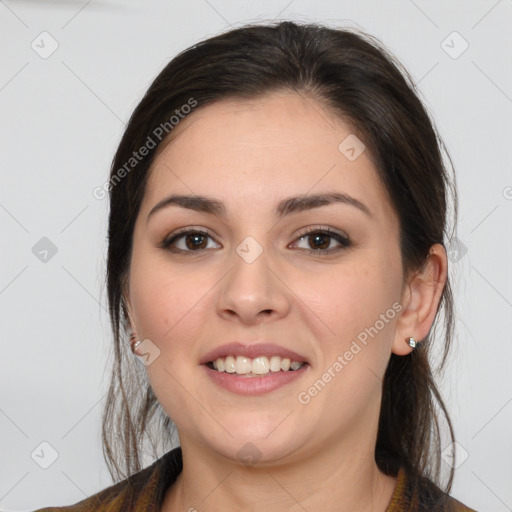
[128,248,211,349]
[128,254,216,428]
[303,259,400,342]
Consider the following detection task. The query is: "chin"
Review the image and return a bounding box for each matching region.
[201,421,304,467]
[217,440,298,467]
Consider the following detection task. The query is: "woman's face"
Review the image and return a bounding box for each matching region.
[126,91,408,464]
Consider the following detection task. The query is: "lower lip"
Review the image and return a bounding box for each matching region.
[202,364,309,395]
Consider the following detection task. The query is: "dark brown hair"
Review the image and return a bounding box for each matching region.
[102,20,458,491]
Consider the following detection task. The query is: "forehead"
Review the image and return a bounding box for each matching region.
[159,92,355,156]
[142,92,394,221]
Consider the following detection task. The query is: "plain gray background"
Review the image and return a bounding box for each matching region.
[1,1,511,510]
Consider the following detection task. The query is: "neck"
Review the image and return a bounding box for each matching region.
[162,433,397,512]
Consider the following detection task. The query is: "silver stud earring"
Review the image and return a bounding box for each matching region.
[130,333,141,355]
[407,336,419,348]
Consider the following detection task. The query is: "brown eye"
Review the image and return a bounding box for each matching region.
[292,228,351,255]
[160,229,220,253]
[183,233,208,250]
[307,232,331,250]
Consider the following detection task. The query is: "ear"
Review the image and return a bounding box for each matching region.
[392,243,448,356]
[122,293,139,338]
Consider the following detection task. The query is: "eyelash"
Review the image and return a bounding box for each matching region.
[159,226,351,256]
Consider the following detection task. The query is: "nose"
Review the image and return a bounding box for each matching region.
[216,241,291,325]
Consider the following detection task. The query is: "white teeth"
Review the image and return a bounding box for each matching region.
[210,355,305,375]
[225,355,236,373]
[269,356,281,372]
[235,356,252,374]
[252,356,269,375]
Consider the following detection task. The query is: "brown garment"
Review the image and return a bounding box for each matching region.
[33,447,477,511]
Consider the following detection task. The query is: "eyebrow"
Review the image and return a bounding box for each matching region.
[147,191,372,223]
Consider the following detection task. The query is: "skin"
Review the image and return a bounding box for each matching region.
[124,91,448,511]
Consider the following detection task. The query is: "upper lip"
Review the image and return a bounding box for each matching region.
[200,342,310,365]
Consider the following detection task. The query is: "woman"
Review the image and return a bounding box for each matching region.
[36,20,476,511]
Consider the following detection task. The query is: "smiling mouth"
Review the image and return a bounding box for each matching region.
[206,355,307,376]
